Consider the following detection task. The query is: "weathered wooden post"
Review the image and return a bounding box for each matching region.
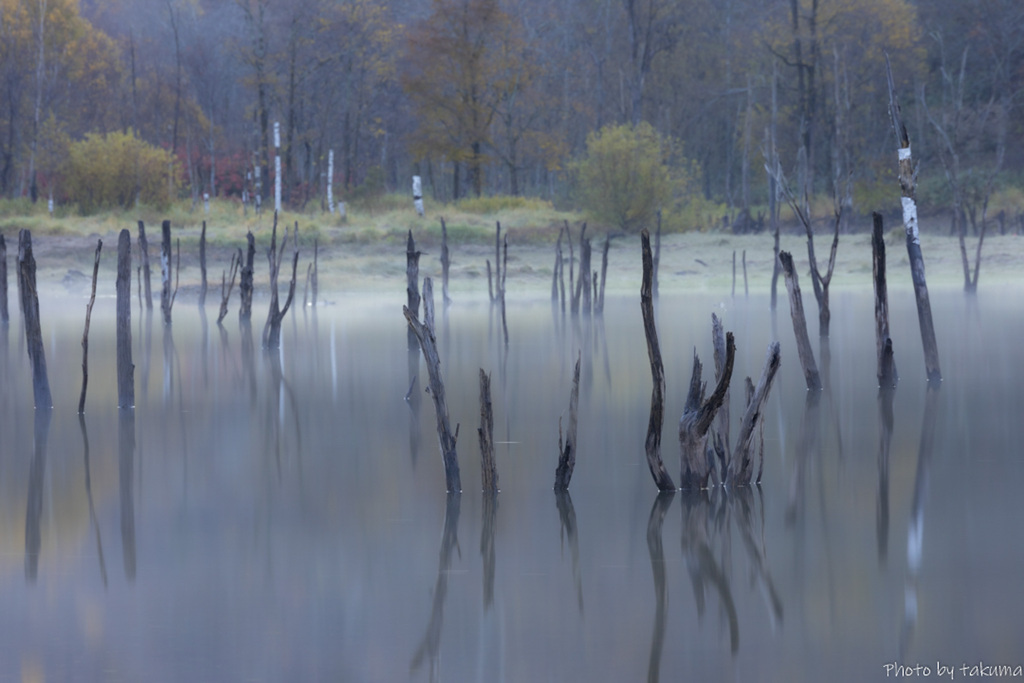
[478,369,498,493]
[779,250,821,391]
[554,352,581,491]
[404,278,461,493]
[17,230,51,409]
[78,240,102,414]
[160,220,172,324]
[596,235,610,314]
[887,57,941,383]
[263,215,299,349]
[728,342,782,486]
[137,221,153,310]
[116,229,135,409]
[678,332,735,490]
[640,230,676,491]
[711,314,731,476]
[407,230,421,349]
[872,212,898,388]
[578,229,591,316]
[198,220,208,307]
[440,218,452,305]
[0,234,7,324]
[239,231,255,321]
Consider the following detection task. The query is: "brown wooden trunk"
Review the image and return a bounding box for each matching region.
[779,250,821,391]
[239,232,255,321]
[678,332,734,490]
[17,230,51,409]
[137,221,153,310]
[78,240,102,414]
[116,229,135,409]
[640,230,675,491]
[579,233,592,317]
[160,220,172,324]
[872,212,898,388]
[728,342,782,485]
[406,230,421,350]
[478,369,498,493]
[596,236,610,314]
[554,352,581,491]
[711,313,730,479]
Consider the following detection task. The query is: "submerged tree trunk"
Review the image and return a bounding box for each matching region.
[0,234,7,324]
[407,230,421,351]
[78,240,102,414]
[887,57,941,383]
[478,369,497,493]
[728,343,782,485]
[18,230,51,409]
[640,230,675,491]
[263,215,299,349]
[678,332,735,490]
[138,221,153,310]
[160,220,174,325]
[779,251,821,391]
[116,229,135,409]
[198,221,208,307]
[217,249,242,325]
[596,236,610,314]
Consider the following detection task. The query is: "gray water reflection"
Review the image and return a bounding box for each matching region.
[0,288,1022,680]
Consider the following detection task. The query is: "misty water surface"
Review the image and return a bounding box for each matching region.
[1,284,1023,681]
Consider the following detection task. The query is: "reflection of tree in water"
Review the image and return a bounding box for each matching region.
[646,492,673,683]
[555,490,584,614]
[411,493,461,682]
[681,491,739,654]
[877,385,896,564]
[481,492,498,610]
[79,414,108,587]
[120,408,137,581]
[25,408,51,581]
[900,384,940,659]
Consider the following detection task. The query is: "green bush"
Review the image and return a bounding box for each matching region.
[62,131,178,214]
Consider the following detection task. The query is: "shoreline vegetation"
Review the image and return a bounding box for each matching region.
[1,196,1021,302]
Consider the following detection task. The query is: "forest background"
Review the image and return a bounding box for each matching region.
[0,0,1022,236]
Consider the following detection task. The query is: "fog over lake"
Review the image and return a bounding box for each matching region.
[1,283,1023,682]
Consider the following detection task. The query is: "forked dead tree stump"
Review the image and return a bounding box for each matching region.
[678,331,735,490]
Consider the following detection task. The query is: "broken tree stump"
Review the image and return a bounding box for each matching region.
[872,212,898,388]
[728,342,782,486]
[116,229,135,409]
[263,214,299,349]
[640,230,675,491]
[160,220,173,324]
[404,287,461,493]
[711,313,731,480]
[779,250,821,391]
[478,369,498,493]
[678,331,735,490]
[217,249,242,325]
[239,231,255,321]
[554,351,581,491]
[78,240,102,414]
[887,56,941,383]
[137,221,153,310]
[199,220,208,307]
[17,230,51,409]
[596,235,610,314]
[407,230,421,349]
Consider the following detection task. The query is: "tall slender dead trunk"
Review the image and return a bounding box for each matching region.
[640,230,675,491]
[872,212,897,388]
[18,230,51,409]
[116,230,135,409]
[137,221,153,310]
[779,250,821,391]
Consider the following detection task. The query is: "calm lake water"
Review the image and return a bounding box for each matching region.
[1,283,1023,682]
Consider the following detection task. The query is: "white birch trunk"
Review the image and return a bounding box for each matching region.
[413,175,424,217]
[327,149,335,214]
[274,121,281,213]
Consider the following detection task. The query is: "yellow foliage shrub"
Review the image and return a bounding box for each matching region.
[62,131,178,214]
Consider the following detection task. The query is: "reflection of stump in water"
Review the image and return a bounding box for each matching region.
[680,492,738,654]
[406,346,421,468]
[731,487,783,627]
[79,414,108,587]
[646,492,674,683]
[119,408,137,581]
[555,490,584,614]
[786,391,821,526]
[240,318,257,408]
[25,408,52,581]
[877,386,895,564]
[554,353,581,491]
[900,384,940,659]
[481,491,498,610]
[411,492,462,679]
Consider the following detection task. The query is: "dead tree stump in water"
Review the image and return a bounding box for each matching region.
[678,331,735,490]
[116,229,135,409]
[0,234,7,324]
[578,229,592,316]
[711,314,731,479]
[887,56,941,383]
[478,369,498,493]
[872,212,898,388]
[406,230,421,350]
[263,215,299,350]
[160,220,173,324]
[404,286,461,493]
[640,230,676,491]
[78,240,102,414]
[137,221,153,310]
[17,230,51,409]
[728,342,782,485]
[198,221,208,307]
[239,231,256,321]
[779,250,821,391]
[596,235,610,314]
[554,351,581,491]
[217,249,241,325]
